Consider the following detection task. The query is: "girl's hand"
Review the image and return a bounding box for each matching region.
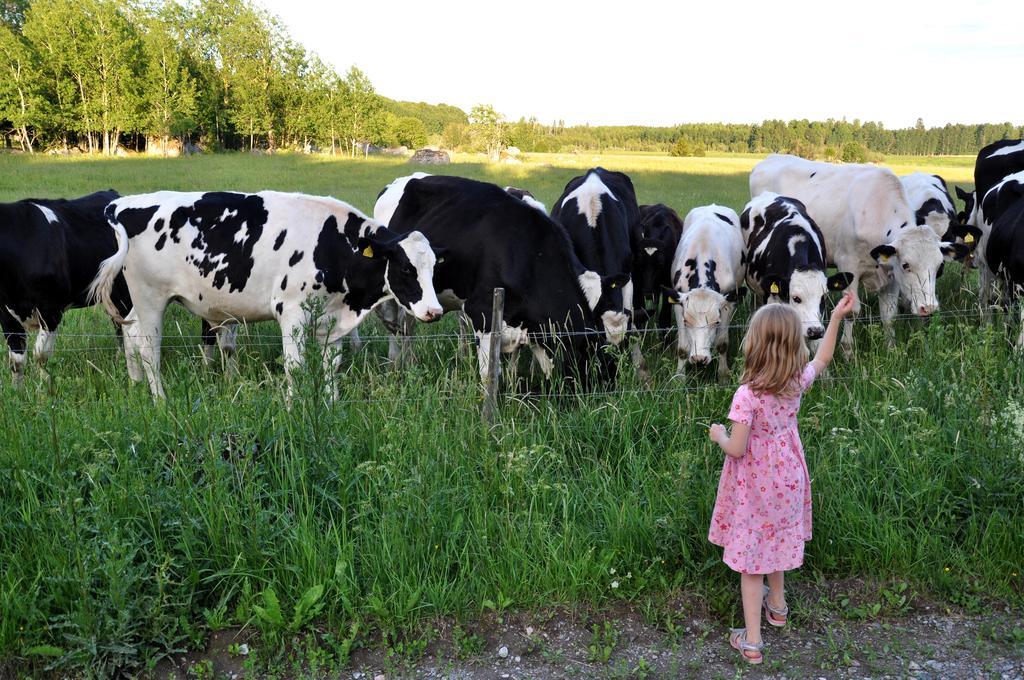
[709,423,726,444]
[833,291,856,319]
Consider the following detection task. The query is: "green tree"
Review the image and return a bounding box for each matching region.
[340,66,383,156]
[468,103,505,161]
[141,9,197,154]
[0,22,43,151]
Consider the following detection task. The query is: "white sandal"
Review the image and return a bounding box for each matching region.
[763,585,789,627]
[729,628,764,664]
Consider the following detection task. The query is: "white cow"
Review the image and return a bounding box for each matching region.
[668,205,745,380]
[90,190,442,398]
[750,154,974,353]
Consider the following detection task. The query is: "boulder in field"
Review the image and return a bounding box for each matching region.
[409,148,450,165]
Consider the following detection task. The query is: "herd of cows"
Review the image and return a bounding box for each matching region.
[2,140,1023,398]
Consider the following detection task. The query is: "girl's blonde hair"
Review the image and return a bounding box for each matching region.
[740,303,809,398]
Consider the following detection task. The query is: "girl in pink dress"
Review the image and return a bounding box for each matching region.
[708,291,855,664]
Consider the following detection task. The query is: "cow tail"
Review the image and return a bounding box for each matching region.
[88,208,131,325]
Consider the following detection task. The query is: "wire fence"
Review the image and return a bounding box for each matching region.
[13,303,1015,347]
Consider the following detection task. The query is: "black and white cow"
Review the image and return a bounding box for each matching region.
[741,192,853,343]
[900,172,961,241]
[750,154,979,353]
[633,203,684,329]
[667,205,745,380]
[980,170,1024,344]
[374,174,622,384]
[89,190,442,398]
[505,186,547,213]
[956,140,1024,306]
[550,168,640,345]
[0,190,132,380]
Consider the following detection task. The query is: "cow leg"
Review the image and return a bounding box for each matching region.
[878,281,899,347]
[979,262,993,323]
[840,275,862,359]
[33,309,63,368]
[348,327,363,354]
[217,323,239,376]
[200,319,217,366]
[630,335,651,385]
[1,308,28,384]
[673,304,687,377]
[458,311,475,359]
[126,301,168,399]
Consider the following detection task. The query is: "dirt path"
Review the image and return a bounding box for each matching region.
[156,581,1024,679]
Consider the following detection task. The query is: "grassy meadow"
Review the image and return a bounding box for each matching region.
[0,151,1021,676]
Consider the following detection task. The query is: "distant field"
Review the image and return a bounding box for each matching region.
[0,152,1019,677]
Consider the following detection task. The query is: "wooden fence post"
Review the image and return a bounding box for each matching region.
[482,287,505,424]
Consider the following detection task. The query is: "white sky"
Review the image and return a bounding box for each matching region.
[258,0,1024,128]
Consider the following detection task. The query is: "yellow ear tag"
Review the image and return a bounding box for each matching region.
[769,282,780,295]
[668,296,678,304]
[362,245,374,258]
[964,233,975,244]
[880,253,890,263]
[610,282,617,289]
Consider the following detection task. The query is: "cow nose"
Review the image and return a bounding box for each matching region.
[917,304,936,317]
[689,354,710,365]
[806,326,825,340]
[422,307,443,322]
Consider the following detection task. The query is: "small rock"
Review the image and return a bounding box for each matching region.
[501,675,510,679]
[926,660,943,670]
[525,626,534,636]
[498,645,509,658]
[850,659,861,667]
[237,643,249,656]
[909,660,922,671]
[374,674,385,680]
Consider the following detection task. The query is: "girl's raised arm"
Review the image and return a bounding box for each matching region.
[811,290,856,374]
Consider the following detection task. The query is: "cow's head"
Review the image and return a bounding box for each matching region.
[577,271,632,345]
[358,230,443,321]
[633,237,673,297]
[667,286,743,365]
[869,225,970,316]
[761,269,854,340]
[955,186,977,226]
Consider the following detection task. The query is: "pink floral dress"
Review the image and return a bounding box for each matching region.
[708,363,816,574]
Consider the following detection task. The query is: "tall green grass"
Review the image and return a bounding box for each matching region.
[0,153,1020,676]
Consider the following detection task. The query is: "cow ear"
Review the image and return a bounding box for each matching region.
[661,286,681,305]
[955,186,970,202]
[827,272,855,292]
[761,275,786,299]
[941,242,970,262]
[870,244,897,267]
[951,223,982,248]
[355,236,379,258]
[602,273,630,290]
[739,207,751,232]
[725,287,746,303]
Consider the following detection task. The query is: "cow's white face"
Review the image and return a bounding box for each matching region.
[871,225,963,316]
[386,230,443,321]
[678,287,730,365]
[779,269,829,340]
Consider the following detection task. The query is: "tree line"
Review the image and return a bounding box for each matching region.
[0,0,467,155]
[1,0,1019,157]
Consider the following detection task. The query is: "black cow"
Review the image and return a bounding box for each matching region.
[981,170,1024,343]
[550,168,640,346]
[374,174,621,384]
[633,203,684,329]
[958,140,1024,306]
[0,190,132,380]
[741,192,853,342]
